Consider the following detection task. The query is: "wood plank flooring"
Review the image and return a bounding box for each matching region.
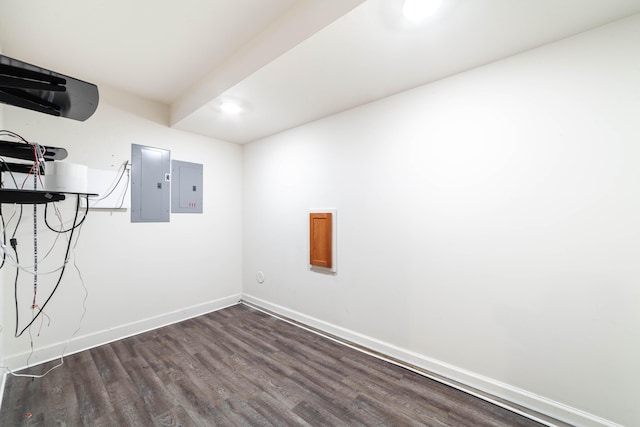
[1,304,547,426]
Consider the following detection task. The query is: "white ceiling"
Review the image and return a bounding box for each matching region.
[1,0,640,144]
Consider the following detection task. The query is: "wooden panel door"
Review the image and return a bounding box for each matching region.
[310,212,332,268]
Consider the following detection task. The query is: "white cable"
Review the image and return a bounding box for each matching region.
[69,222,89,343]
[1,359,64,379]
[0,137,89,379]
[26,320,34,368]
[0,246,66,275]
[0,222,89,379]
[2,204,19,230]
[0,237,65,274]
[116,169,130,209]
[0,200,74,275]
[91,160,129,202]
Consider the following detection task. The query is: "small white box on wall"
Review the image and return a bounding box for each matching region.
[44,162,88,193]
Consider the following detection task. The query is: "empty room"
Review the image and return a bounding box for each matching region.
[0,0,639,426]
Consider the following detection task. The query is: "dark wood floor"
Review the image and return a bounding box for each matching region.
[1,303,546,426]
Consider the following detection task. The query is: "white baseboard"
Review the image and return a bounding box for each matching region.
[0,371,6,414]
[3,293,241,372]
[1,292,622,427]
[241,294,622,427]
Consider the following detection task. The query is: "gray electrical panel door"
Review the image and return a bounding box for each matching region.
[171,160,203,213]
[131,144,170,222]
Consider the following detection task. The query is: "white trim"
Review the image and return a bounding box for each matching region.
[0,371,6,414]
[3,294,241,371]
[241,294,623,427]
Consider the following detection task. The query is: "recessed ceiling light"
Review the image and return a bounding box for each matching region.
[402,0,442,21]
[219,101,243,115]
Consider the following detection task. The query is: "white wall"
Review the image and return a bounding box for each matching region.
[2,85,243,368]
[243,15,640,427]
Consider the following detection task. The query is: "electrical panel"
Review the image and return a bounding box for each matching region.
[171,160,203,214]
[131,144,170,222]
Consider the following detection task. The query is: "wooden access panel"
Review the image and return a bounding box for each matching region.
[309,212,332,268]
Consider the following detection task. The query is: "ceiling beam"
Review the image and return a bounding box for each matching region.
[170,0,366,128]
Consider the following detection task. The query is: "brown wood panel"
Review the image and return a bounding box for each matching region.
[1,304,551,426]
[310,212,332,268]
